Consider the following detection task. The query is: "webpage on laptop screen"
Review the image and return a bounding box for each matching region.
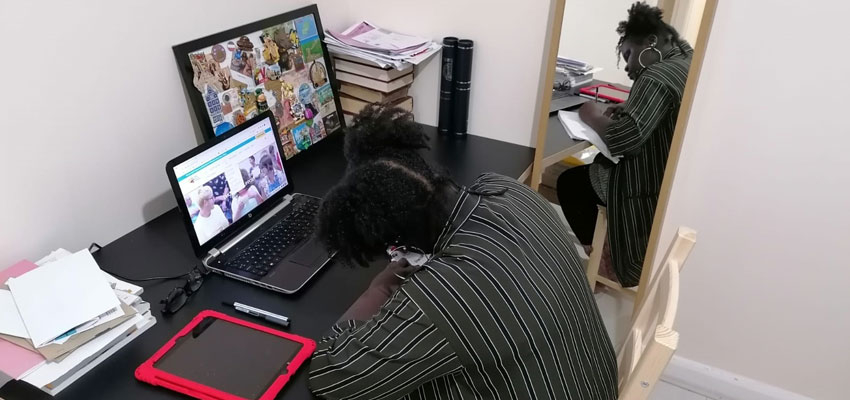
[173,117,288,245]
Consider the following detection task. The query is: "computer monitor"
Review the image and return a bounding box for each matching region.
[173,4,344,160]
[167,112,291,253]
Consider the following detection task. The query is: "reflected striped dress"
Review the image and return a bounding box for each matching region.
[601,43,693,287]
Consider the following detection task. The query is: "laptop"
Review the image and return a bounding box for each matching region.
[550,89,589,113]
[166,111,332,294]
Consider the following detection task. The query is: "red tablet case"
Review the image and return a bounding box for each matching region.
[135,310,316,400]
[579,84,630,103]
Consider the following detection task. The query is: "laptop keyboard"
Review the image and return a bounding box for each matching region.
[552,89,572,100]
[225,196,320,277]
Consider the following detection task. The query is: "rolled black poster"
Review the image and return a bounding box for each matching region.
[438,37,458,135]
[452,39,474,137]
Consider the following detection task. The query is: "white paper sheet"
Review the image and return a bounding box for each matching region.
[33,248,72,266]
[7,250,121,348]
[557,110,621,164]
[0,289,29,338]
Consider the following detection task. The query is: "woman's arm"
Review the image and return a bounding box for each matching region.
[604,77,675,156]
[337,260,419,322]
[249,186,264,202]
[233,198,245,220]
[578,102,615,146]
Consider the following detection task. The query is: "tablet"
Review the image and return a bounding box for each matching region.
[136,310,315,400]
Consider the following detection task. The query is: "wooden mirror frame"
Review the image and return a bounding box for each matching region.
[528,0,719,309]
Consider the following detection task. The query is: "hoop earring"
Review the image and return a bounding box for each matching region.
[638,35,663,69]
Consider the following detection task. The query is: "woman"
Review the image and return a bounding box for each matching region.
[193,185,230,244]
[257,154,286,197]
[556,2,693,287]
[232,169,265,221]
[309,105,617,400]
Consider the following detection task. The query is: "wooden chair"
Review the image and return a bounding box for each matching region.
[585,206,636,298]
[617,226,696,400]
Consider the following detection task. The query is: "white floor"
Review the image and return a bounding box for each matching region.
[651,381,709,400]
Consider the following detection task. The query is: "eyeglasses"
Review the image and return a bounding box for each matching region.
[553,80,572,92]
[160,266,207,315]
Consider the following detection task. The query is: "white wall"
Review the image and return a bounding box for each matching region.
[558,0,657,86]
[652,1,850,398]
[333,0,551,147]
[0,1,552,267]
[669,0,705,44]
[0,0,346,268]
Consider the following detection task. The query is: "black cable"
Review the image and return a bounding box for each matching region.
[100,269,190,283]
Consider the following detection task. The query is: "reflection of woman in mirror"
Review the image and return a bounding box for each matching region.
[557,2,693,288]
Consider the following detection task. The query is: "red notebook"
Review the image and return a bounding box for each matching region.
[136,310,315,400]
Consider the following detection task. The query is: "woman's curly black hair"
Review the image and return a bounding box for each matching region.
[616,2,687,63]
[317,104,456,266]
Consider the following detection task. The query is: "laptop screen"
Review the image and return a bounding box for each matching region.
[171,116,288,246]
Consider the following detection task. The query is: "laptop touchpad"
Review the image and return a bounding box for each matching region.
[289,240,327,266]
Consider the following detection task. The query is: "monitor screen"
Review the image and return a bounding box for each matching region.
[175,7,343,160]
[172,116,288,246]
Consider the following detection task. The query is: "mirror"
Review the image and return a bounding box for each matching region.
[526,0,717,306]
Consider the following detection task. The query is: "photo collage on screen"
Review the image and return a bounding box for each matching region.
[178,124,287,245]
[188,15,342,159]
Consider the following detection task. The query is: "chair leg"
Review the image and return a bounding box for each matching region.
[586,206,608,288]
[619,328,678,400]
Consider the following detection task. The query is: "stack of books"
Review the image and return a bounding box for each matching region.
[555,56,601,89]
[332,53,415,124]
[0,249,155,396]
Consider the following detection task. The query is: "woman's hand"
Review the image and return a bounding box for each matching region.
[369,259,421,296]
[578,102,615,140]
[337,259,422,323]
[579,102,607,122]
[603,105,624,118]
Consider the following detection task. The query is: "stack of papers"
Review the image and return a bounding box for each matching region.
[0,249,155,395]
[7,251,121,348]
[556,57,595,74]
[555,56,602,88]
[558,110,621,163]
[325,21,441,69]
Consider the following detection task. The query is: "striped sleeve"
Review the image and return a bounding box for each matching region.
[309,289,463,400]
[605,77,675,156]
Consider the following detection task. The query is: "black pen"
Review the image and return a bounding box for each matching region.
[223,301,290,327]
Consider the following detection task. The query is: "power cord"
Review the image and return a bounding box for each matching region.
[102,270,191,283]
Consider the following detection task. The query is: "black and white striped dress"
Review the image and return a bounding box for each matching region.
[604,43,693,287]
[309,173,617,400]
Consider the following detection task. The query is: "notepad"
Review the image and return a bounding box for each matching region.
[7,250,120,348]
[558,110,621,164]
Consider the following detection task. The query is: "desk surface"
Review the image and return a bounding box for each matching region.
[518,107,590,182]
[520,80,631,182]
[57,124,534,400]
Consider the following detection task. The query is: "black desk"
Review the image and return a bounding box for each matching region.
[57,124,533,400]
